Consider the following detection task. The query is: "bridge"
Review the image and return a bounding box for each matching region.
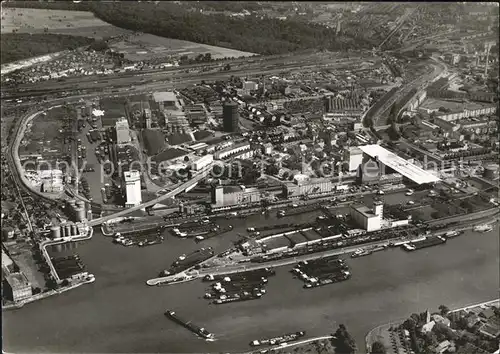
[88,164,214,227]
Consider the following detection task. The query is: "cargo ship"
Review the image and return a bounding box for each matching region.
[250,331,306,347]
[164,310,214,340]
[403,235,446,251]
[473,224,493,233]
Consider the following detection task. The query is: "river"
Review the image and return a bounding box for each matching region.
[3,210,498,354]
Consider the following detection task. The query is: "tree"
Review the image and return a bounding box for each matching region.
[371,341,386,354]
[438,305,450,316]
[184,156,190,162]
[387,103,398,125]
[333,324,357,354]
[61,279,69,286]
[89,39,109,51]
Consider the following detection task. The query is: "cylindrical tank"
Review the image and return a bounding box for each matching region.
[105,183,112,199]
[76,200,85,209]
[483,164,499,180]
[101,187,107,203]
[71,224,78,236]
[65,224,71,236]
[51,225,61,239]
[60,224,66,237]
[68,199,77,209]
[86,209,93,221]
[75,207,86,222]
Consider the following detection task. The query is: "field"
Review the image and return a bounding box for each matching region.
[1,8,130,38]
[1,7,256,62]
[111,33,255,61]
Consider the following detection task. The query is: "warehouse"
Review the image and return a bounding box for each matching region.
[358,144,440,185]
[282,176,333,199]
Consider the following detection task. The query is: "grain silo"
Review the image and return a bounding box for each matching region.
[65,224,71,237]
[86,209,93,221]
[68,199,77,209]
[75,207,86,222]
[51,225,61,239]
[71,223,78,236]
[60,224,66,237]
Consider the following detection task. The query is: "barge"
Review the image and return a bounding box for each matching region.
[164,310,214,340]
[203,268,276,282]
[250,331,306,347]
[444,230,462,238]
[304,271,351,288]
[351,248,373,258]
[213,292,263,304]
[160,247,214,277]
[403,235,446,251]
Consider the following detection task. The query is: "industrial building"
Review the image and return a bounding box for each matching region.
[124,170,142,207]
[152,91,178,109]
[2,250,32,302]
[211,185,261,209]
[115,117,131,145]
[344,146,364,172]
[192,154,214,171]
[214,142,251,160]
[66,199,86,222]
[282,176,333,199]
[3,273,32,302]
[350,200,384,232]
[358,144,440,185]
[223,101,239,132]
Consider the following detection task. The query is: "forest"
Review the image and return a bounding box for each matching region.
[1,33,94,64]
[3,1,371,55]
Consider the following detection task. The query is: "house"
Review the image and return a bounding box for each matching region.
[466,314,482,328]
[434,340,451,354]
[432,314,451,327]
[479,308,496,320]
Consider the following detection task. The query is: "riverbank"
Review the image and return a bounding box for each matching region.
[365,299,500,354]
[3,213,498,353]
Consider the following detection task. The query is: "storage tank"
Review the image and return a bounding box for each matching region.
[75,200,85,210]
[104,183,112,199]
[71,224,78,236]
[60,224,66,237]
[68,199,77,209]
[483,164,499,180]
[86,209,93,221]
[65,224,71,236]
[101,187,107,203]
[51,225,61,239]
[75,207,86,222]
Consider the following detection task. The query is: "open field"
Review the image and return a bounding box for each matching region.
[1,8,130,38]
[1,8,256,61]
[111,33,256,62]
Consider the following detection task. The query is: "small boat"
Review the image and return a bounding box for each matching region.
[473,225,493,233]
[444,230,461,238]
[250,331,306,347]
[351,248,373,258]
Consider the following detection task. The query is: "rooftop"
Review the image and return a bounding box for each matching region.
[351,204,377,217]
[358,144,440,185]
[153,91,177,103]
[6,272,31,289]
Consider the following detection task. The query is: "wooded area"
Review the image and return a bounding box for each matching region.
[3,1,371,55]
